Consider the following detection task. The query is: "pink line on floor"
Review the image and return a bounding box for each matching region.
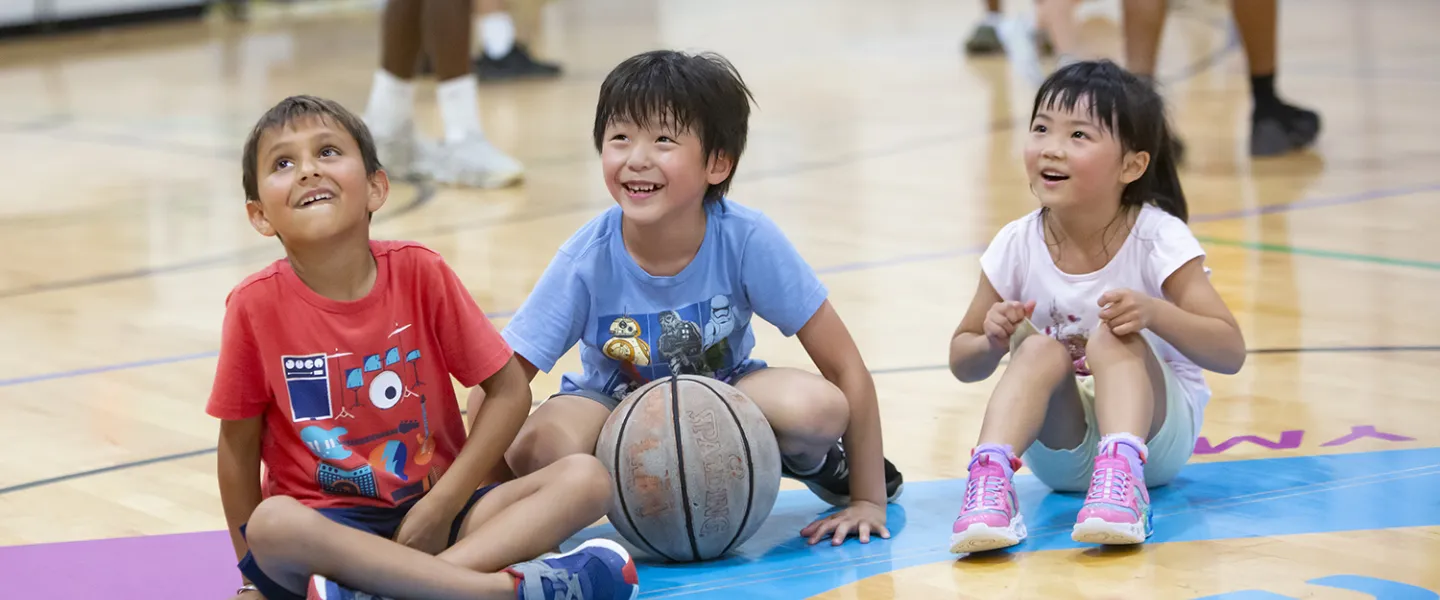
[0,530,239,599]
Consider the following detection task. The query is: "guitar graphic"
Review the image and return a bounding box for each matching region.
[341,420,420,447]
[415,393,435,465]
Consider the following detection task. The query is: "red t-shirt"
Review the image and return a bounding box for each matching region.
[206,240,512,509]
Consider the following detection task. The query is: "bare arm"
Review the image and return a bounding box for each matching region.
[797,300,887,507]
[217,416,264,583]
[949,273,1010,383]
[1148,257,1247,375]
[427,356,533,514]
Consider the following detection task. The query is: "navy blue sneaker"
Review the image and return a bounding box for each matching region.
[506,539,639,600]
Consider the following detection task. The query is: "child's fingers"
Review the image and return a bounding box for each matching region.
[1109,315,1136,336]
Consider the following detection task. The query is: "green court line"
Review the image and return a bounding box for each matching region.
[1196,236,1440,271]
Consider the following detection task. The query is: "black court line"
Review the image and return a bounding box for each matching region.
[1,343,1434,498]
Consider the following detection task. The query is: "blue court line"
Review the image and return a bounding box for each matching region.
[1,344,1436,497]
[574,447,1440,599]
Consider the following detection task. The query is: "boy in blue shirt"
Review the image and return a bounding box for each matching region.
[501,50,904,546]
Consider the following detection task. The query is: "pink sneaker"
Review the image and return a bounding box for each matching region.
[949,453,1026,554]
[1071,448,1153,545]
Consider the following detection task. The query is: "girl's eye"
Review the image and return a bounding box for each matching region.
[321,147,340,157]
[275,158,293,170]
[610,134,628,142]
[1072,131,1087,139]
[1032,124,1046,133]
[657,136,674,143]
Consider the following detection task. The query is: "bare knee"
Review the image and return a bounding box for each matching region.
[245,495,312,559]
[1083,323,1148,372]
[1011,332,1074,372]
[507,420,588,478]
[762,375,849,447]
[546,454,613,518]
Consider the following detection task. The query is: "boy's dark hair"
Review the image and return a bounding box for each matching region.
[241,95,381,202]
[592,50,755,204]
[1031,60,1187,222]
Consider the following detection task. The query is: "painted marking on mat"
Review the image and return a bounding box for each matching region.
[1195,425,1416,455]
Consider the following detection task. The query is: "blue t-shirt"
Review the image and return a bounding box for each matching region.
[502,200,828,401]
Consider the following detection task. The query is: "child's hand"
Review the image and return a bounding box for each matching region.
[1098,289,1155,336]
[983,300,1036,352]
[393,494,456,555]
[229,589,263,600]
[799,500,890,546]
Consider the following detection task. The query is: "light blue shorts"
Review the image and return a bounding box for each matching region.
[1022,342,1198,492]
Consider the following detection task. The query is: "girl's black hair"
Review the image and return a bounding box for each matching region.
[593,50,755,204]
[1030,60,1187,222]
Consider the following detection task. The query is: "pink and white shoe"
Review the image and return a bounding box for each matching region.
[949,453,1026,554]
[1071,448,1153,545]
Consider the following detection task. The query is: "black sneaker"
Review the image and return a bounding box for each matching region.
[1250,102,1321,157]
[475,43,562,82]
[781,442,904,507]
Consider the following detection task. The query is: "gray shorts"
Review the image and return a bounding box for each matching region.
[548,366,767,412]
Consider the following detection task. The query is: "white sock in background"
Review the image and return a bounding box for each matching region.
[478,12,516,59]
[363,69,415,139]
[436,74,484,143]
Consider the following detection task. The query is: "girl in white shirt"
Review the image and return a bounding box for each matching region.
[946,60,1246,553]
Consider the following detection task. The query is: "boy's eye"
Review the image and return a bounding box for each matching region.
[610,134,629,142]
[321,146,340,157]
[656,136,675,144]
[275,158,293,170]
[1031,124,1047,133]
[1072,131,1088,139]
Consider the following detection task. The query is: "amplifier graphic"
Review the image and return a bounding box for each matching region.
[283,353,334,422]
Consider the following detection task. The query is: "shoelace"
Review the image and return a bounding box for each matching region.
[1086,467,1132,505]
[961,475,1006,513]
[517,561,586,600]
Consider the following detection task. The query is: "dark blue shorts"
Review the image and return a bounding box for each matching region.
[237,485,498,600]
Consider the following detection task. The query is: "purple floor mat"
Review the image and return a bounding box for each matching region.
[0,530,239,599]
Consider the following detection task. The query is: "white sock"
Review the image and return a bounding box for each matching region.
[479,12,515,59]
[436,74,483,143]
[364,69,414,139]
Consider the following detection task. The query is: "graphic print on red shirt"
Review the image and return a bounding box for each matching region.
[207,241,512,509]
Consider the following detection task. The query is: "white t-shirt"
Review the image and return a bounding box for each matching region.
[978,204,1211,426]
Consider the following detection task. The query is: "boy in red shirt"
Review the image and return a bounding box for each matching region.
[209,95,640,600]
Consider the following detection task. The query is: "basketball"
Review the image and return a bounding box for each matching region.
[595,374,782,563]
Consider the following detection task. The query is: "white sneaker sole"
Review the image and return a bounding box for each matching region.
[1071,517,1149,545]
[949,513,1026,554]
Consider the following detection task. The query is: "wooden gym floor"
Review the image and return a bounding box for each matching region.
[1,0,1437,597]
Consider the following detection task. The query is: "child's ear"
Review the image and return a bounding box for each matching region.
[1120,149,1151,185]
[705,151,734,186]
[367,168,391,214]
[246,200,277,237]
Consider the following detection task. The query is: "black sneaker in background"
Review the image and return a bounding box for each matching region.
[475,43,563,82]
